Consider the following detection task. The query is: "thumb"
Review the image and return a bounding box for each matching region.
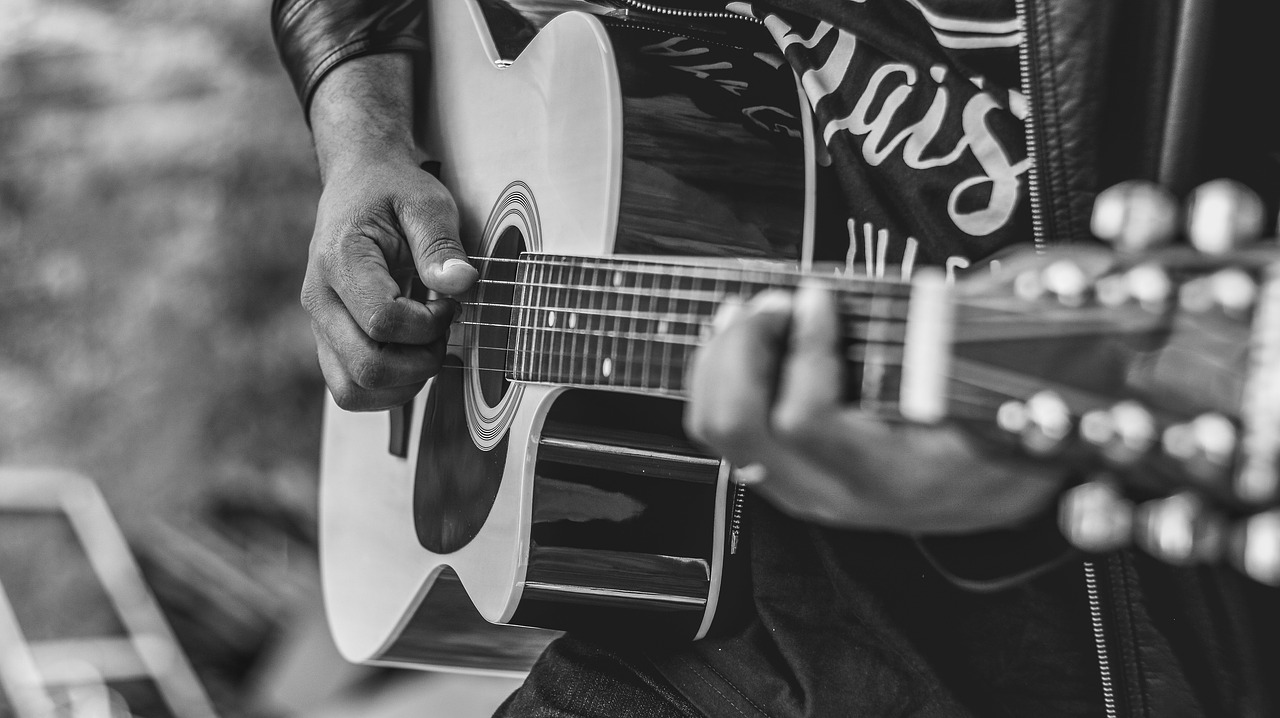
[397,168,478,295]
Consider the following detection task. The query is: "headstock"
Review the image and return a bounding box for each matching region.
[949,179,1280,585]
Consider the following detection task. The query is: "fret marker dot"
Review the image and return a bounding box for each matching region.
[613,272,623,287]
[657,320,669,334]
[568,314,577,329]
[602,357,613,378]
[547,311,556,327]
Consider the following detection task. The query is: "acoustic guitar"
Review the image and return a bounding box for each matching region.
[319,0,1280,675]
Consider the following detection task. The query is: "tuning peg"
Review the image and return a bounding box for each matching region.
[1162,413,1237,485]
[1059,478,1134,553]
[1186,179,1266,254]
[1234,459,1279,506]
[1091,181,1180,252]
[1134,492,1225,565]
[1125,263,1173,311]
[1210,268,1259,316]
[998,391,1074,455]
[1041,259,1090,307]
[1178,276,1215,313]
[1094,273,1130,308]
[1014,269,1045,301]
[1080,401,1157,465]
[1229,509,1280,586]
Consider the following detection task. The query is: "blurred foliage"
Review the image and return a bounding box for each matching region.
[0,0,327,713]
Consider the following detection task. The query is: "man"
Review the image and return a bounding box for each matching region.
[273,1,1277,715]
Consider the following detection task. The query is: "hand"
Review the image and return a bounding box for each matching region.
[302,159,477,411]
[684,285,1069,534]
[300,55,479,411]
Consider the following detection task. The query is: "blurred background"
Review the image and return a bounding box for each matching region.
[0,0,520,714]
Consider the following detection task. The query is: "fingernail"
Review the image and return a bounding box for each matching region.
[442,258,473,273]
[794,280,828,317]
[750,289,793,315]
[712,297,744,332]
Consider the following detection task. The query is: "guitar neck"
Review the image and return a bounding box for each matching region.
[462,253,950,420]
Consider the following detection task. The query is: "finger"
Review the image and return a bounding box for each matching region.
[308,293,447,390]
[314,242,458,345]
[772,282,842,437]
[316,337,429,412]
[395,176,478,295]
[684,290,792,463]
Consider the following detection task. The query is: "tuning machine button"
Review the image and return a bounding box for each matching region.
[998,391,1074,455]
[1134,492,1225,565]
[1041,259,1090,307]
[1186,179,1266,254]
[1229,509,1280,587]
[1162,413,1238,485]
[1125,264,1173,312]
[1060,478,1133,553]
[1080,401,1157,465]
[1014,269,1045,301]
[1094,273,1131,308]
[1091,181,1180,253]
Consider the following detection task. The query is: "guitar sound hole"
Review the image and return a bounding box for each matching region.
[476,226,524,406]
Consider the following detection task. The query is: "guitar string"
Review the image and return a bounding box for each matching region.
[459,297,909,323]
[444,256,916,301]
[453,321,910,347]
[462,254,913,288]
[411,366,1015,415]
[464,278,915,309]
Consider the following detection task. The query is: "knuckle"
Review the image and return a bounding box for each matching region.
[299,282,325,316]
[770,403,812,441]
[364,303,401,343]
[329,382,363,412]
[351,352,390,389]
[690,412,746,450]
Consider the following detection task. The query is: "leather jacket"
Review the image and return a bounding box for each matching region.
[272,1,1280,716]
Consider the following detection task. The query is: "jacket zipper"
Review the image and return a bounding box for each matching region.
[1083,560,1119,718]
[1013,0,1047,252]
[610,0,763,24]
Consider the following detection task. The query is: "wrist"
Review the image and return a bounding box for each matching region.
[310,54,422,182]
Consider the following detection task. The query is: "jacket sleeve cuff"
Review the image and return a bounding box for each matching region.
[271,0,428,122]
[913,502,1082,592]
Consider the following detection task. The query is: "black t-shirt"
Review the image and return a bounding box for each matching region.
[747,0,1032,277]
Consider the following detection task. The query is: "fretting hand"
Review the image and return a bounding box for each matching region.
[684,283,1070,534]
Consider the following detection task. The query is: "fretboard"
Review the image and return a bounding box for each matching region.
[469,254,917,407]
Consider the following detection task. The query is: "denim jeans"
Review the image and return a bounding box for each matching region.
[493,501,1112,718]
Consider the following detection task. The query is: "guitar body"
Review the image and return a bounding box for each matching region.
[321,2,808,673]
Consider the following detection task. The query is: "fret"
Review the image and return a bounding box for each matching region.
[660,271,681,393]
[638,268,656,391]
[604,262,619,386]
[571,262,585,386]
[522,259,534,382]
[537,259,550,382]
[524,259,535,381]
[554,260,568,384]
[542,259,554,383]
[517,259,530,382]
[587,263,601,386]
[622,265,635,389]
[573,260,586,386]
[859,281,893,411]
